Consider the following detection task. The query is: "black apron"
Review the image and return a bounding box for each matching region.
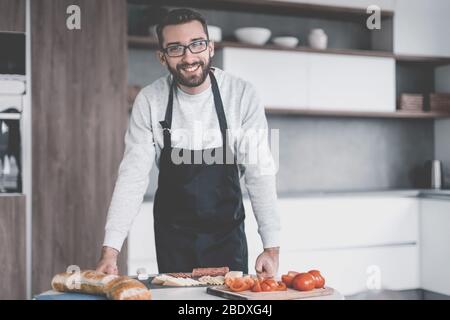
[153,70,248,274]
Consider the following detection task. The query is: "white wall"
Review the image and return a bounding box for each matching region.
[394,0,450,57]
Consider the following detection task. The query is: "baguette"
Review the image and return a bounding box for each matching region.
[51,270,151,300]
[104,276,152,300]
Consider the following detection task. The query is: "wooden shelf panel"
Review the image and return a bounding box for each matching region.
[265,107,450,119]
[395,54,450,66]
[144,0,394,20]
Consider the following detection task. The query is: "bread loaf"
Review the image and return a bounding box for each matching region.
[51,270,151,300]
[104,276,152,300]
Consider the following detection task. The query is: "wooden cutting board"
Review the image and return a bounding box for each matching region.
[206,285,334,300]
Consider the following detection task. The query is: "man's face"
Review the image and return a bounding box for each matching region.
[158,20,214,88]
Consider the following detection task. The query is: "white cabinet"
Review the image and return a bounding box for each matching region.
[279,246,419,296]
[128,202,158,275]
[128,196,420,296]
[222,48,396,112]
[222,48,309,109]
[244,196,420,296]
[419,199,450,295]
[308,54,395,112]
[394,0,450,57]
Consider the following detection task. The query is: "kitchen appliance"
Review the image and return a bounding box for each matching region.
[424,160,443,189]
[0,113,21,193]
[0,87,23,194]
[0,33,25,75]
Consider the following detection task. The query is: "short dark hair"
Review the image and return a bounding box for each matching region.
[156,8,209,50]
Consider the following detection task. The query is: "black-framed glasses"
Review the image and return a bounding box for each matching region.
[162,39,210,57]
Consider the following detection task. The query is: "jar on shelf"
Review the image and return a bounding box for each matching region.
[308,28,328,50]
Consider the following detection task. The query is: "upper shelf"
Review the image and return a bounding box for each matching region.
[143,0,394,20]
[128,36,450,66]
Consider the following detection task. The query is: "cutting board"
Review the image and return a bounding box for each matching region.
[206,285,334,300]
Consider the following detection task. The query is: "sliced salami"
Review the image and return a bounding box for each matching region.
[192,267,230,277]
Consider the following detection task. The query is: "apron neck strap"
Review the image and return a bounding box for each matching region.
[160,70,229,150]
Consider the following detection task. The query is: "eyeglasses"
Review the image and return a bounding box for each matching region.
[162,39,210,57]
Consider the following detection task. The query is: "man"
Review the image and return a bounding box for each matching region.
[96,8,280,277]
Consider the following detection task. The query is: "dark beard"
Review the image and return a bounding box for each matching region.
[168,57,211,88]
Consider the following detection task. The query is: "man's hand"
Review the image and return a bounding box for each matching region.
[255,247,279,278]
[95,246,119,275]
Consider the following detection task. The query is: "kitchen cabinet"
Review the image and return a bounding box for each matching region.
[308,54,395,112]
[0,195,26,299]
[222,48,309,109]
[394,0,450,57]
[222,48,396,112]
[128,202,157,275]
[0,0,26,32]
[130,196,420,296]
[244,196,419,295]
[419,198,450,295]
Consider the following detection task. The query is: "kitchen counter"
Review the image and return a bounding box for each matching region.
[266,189,450,201]
[35,286,344,300]
[143,189,450,202]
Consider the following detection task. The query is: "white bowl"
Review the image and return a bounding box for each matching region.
[234,27,271,45]
[207,25,222,42]
[272,36,299,48]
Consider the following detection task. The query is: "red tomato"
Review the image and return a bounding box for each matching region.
[275,281,287,291]
[243,276,255,290]
[261,282,272,292]
[225,277,234,287]
[251,279,262,292]
[264,279,279,290]
[287,271,299,278]
[308,270,325,288]
[281,274,294,288]
[229,278,249,292]
[292,273,315,291]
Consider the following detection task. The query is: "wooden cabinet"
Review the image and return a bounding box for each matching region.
[0,0,26,32]
[30,0,128,295]
[0,195,26,299]
[419,198,450,295]
[222,47,395,112]
[394,0,450,57]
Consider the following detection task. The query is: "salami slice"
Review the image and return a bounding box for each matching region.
[192,267,230,277]
[166,272,192,278]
